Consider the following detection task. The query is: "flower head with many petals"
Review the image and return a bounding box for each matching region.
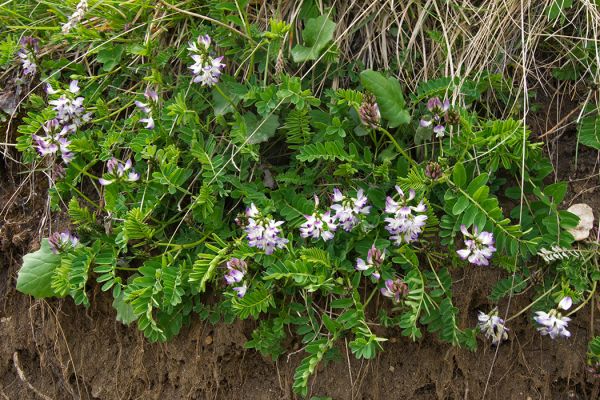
[188,34,225,87]
[330,188,371,232]
[456,225,496,266]
[244,203,288,254]
[223,258,248,298]
[477,310,509,345]
[384,186,428,246]
[380,278,409,304]
[534,296,573,339]
[32,119,74,164]
[47,80,91,131]
[17,36,39,76]
[300,196,338,241]
[98,158,140,186]
[356,244,385,280]
[420,97,450,138]
[48,230,79,254]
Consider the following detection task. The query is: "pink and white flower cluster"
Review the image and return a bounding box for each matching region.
[299,196,337,241]
[534,296,572,339]
[477,309,509,345]
[384,186,428,246]
[456,225,496,266]
[224,258,248,298]
[299,189,371,242]
[245,204,289,254]
[420,97,450,137]
[188,35,225,87]
[355,244,384,280]
[48,230,79,254]
[32,119,74,164]
[98,158,140,186]
[331,188,371,232]
[17,36,39,77]
[135,88,158,129]
[47,80,91,131]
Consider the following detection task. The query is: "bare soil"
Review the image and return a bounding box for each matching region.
[1,131,599,399]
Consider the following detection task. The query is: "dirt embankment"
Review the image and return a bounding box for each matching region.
[1,133,599,399]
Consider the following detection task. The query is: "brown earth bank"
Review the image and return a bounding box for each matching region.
[1,131,600,400]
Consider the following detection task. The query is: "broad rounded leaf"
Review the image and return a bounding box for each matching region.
[292,15,336,62]
[360,70,410,127]
[17,239,62,299]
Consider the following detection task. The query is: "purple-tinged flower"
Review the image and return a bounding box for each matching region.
[144,87,159,103]
[47,80,91,130]
[99,158,140,186]
[358,93,381,128]
[426,97,450,113]
[558,296,572,311]
[384,186,428,246]
[135,99,155,129]
[534,310,571,339]
[224,258,247,285]
[233,284,247,298]
[299,196,337,241]
[17,36,39,76]
[355,244,385,280]
[139,115,155,129]
[135,100,151,114]
[32,119,74,164]
[433,125,445,138]
[380,278,409,304]
[421,97,450,138]
[188,34,225,87]
[477,310,509,345]
[456,225,496,266]
[330,188,371,232]
[532,296,574,340]
[48,230,79,254]
[419,117,432,128]
[424,161,443,180]
[188,34,212,53]
[244,203,288,254]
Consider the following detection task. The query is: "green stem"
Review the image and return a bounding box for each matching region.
[506,283,559,322]
[213,84,239,114]
[567,280,597,317]
[115,266,138,271]
[363,286,379,308]
[377,127,418,168]
[157,231,212,250]
[63,182,100,209]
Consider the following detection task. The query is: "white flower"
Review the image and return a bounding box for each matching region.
[534,310,571,339]
[244,203,288,254]
[456,225,496,266]
[558,296,572,311]
[99,158,140,186]
[299,196,337,241]
[477,310,509,345]
[188,34,225,87]
[384,186,428,245]
[47,80,91,130]
[330,188,371,232]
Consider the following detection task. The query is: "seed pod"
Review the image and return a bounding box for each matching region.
[445,109,461,125]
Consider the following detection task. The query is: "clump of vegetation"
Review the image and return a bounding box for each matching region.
[2,0,599,396]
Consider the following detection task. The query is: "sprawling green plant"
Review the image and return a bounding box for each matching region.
[3,0,598,396]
